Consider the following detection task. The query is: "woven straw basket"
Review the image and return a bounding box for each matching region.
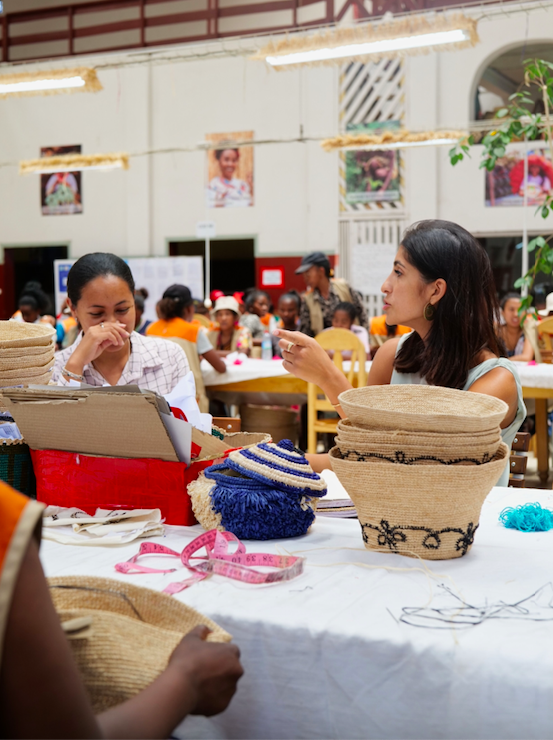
[329,443,509,560]
[0,321,55,349]
[338,385,508,433]
[336,419,502,449]
[0,344,54,371]
[48,575,231,712]
[0,360,54,381]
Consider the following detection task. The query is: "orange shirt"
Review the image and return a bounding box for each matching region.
[260,313,274,327]
[370,315,411,337]
[0,483,43,665]
[147,317,201,343]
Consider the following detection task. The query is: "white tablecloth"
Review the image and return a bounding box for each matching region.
[41,485,553,739]
[203,358,553,393]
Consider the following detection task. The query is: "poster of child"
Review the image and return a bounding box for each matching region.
[40,145,83,216]
[485,149,553,207]
[344,121,400,205]
[206,131,253,208]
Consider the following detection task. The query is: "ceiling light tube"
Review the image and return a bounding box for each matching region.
[0,76,86,95]
[267,28,469,66]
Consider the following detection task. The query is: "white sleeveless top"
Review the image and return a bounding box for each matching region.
[391,335,526,487]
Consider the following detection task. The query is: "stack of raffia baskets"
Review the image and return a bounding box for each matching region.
[0,321,56,390]
[329,385,510,560]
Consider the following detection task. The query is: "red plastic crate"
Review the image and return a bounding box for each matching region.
[31,450,225,526]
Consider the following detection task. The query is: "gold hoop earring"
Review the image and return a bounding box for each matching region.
[424,303,436,321]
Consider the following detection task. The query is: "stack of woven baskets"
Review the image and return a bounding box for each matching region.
[329,385,510,560]
[0,321,56,389]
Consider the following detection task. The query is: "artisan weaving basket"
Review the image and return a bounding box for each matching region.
[329,443,509,560]
[338,385,509,433]
[48,575,231,712]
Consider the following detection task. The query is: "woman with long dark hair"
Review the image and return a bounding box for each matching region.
[276,220,525,485]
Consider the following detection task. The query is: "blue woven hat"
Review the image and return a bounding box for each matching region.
[188,439,327,540]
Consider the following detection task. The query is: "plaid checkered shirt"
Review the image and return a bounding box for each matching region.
[53,331,190,394]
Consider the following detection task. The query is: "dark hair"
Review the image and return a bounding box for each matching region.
[18,281,50,314]
[135,287,149,299]
[394,220,504,389]
[333,301,357,323]
[157,284,193,321]
[244,289,270,312]
[215,148,239,160]
[67,253,135,305]
[500,292,521,310]
[279,290,301,310]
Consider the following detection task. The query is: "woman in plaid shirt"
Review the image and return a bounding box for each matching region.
[53,253,190,394]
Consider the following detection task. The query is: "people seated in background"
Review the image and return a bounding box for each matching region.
[277,291,301,332]
[0,482,243,739]
[240,289,274,341]
[276,219,525,487]
[369,314,411,357]
[208,296,252,356]
[55,297,78,349]
[296,252,368,337]
[147,284,226,373]
[12,281,55,326]
[330,301,370,356]
[498,293,534,362]
[134,288,152,336]
[52,253,190,393]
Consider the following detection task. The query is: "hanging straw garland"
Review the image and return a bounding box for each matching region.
[0,67,102,99]
[19,153,130,175]
[320,129,469,152]
[253,13,478,70]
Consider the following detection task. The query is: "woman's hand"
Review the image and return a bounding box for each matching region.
[274,329,339,387]
[65,322,130,375]
[169,626,243,716]
[274,329,353,407]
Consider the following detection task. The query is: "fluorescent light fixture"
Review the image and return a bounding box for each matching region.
[0,76,86,95]
[343,137,459,151]
[267,29,469,66]
[0,67,102,99]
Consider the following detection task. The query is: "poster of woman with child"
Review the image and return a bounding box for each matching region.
[485,148,553,207]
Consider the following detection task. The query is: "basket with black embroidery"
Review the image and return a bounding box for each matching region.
[329,443,509,560]
[337,385,509,433]
[188,439,327,539]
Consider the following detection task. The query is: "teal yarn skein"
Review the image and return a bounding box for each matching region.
[499,502,553,532]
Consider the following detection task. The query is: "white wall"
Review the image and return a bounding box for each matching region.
[1,4,553,266]
[0,42,339,260]
[403,5,553,235]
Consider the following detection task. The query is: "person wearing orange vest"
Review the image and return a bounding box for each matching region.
[147,284,225,373]
[0,482,243,736]
[369,314,411,356]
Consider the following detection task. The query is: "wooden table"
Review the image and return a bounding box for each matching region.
[204,360,553,484]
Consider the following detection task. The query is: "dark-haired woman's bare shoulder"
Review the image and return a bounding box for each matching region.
[468,366,518,428]
[367,336,401,386]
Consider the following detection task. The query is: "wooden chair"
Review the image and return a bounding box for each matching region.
[212,417,241,433]
[165,337,209,413]
[537,316,553,364]
[193,313,211,329]
[307,329,367,454]
[509,431,531,487]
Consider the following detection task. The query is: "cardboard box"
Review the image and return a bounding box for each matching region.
[1,386,269,524]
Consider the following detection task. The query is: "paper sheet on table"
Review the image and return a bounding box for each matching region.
[164,373,212,434]
[225,351,249,365]
[42,506,165,545]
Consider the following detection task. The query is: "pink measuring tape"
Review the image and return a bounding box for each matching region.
[115,529,304,594]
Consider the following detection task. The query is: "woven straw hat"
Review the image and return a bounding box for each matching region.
[0,344,54,371]
[0,359,54,381]
[336,419,502,447]
[338,385,508,433]
[0,321,55,349]
[48,575,231,712]
[329,443,509,560]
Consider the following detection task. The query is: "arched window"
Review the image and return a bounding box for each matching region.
[473,42,553,120]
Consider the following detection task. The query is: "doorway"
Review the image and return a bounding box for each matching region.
[169,238,255,295]
[3,245,68,319]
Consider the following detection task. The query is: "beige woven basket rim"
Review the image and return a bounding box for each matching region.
[336,418,501,439]
[0,321,55,348]
[338,385,508,433]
